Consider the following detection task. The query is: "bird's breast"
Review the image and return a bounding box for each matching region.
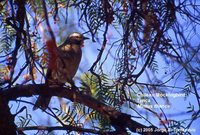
[50,46,82,83]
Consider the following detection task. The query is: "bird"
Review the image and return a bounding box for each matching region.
[33,32,89,111]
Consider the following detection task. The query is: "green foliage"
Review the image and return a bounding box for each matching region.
[183,83,192,97]
[0,14,15,54]
[80,72,121,110]
[53,107,78,126]
[53,101,112,131]
[88,110,111,130]
[16,107,36,127]
[169,120,191,135]
[187,102,194,114]
[148,55,159,73]
[27,0,44,17]
[86,1,104,35]
[192,67,200,83]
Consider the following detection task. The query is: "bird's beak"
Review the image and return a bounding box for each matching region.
[83,36,89,40]
[81,36,89,47]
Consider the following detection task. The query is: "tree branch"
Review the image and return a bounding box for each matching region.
[6,0,26,87]
[2,84,168,135]
[0,93,17,135]
[17,125,123,135]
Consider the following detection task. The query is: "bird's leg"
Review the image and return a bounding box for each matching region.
[47,79,63,87]
[68,80,78,91]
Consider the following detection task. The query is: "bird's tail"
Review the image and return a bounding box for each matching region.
[33,95,51,111]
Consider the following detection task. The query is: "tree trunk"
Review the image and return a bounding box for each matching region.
[0,93,17,135]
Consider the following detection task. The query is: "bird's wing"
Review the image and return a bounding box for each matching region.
[58,45,75,58]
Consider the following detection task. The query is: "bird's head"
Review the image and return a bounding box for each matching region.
[66,32,89,47]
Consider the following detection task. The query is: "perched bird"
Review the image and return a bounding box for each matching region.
[33,32,89,111]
